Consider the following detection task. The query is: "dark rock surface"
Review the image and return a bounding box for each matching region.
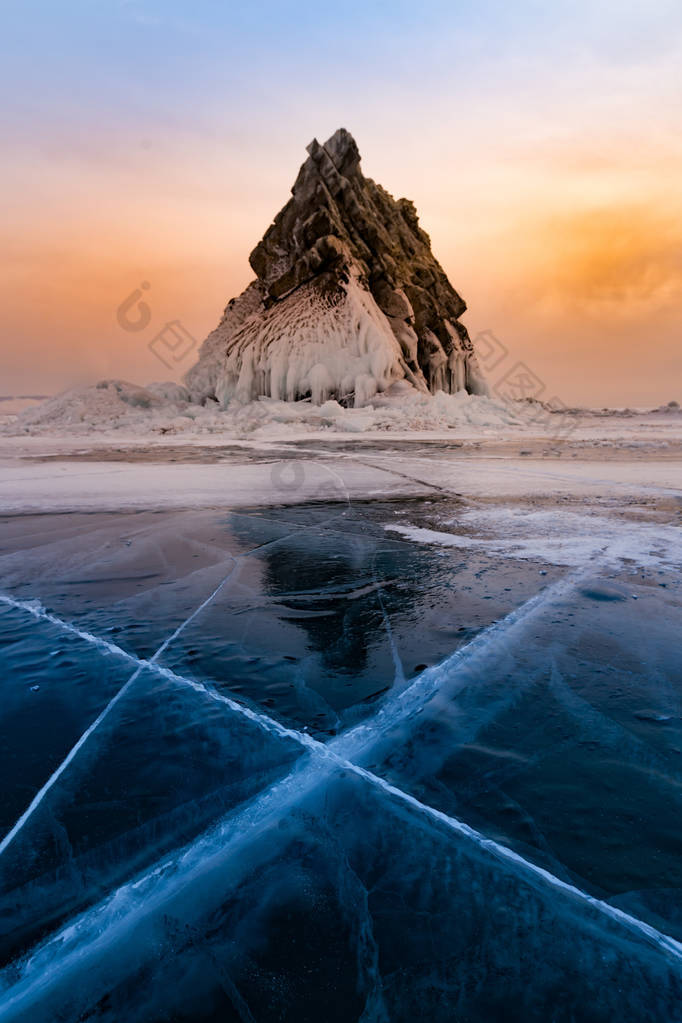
[186,129,486,406]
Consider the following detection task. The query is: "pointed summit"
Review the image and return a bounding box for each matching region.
[185,130,487,406]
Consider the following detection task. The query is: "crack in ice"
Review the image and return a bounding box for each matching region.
[0,560,236,858]
[0,494,353,860]
[3,561,681,1023]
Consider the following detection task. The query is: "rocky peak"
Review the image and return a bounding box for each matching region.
[185,130,487,406]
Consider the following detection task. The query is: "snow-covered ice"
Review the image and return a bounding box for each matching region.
[386,506,682,570]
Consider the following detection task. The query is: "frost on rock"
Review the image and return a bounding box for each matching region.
[185,128,488,408]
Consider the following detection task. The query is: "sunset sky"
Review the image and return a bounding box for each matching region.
[2,0,681,405]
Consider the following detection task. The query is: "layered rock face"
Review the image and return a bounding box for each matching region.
[185,128,487,407]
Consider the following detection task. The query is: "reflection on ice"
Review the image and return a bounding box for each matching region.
[162,504,556,735]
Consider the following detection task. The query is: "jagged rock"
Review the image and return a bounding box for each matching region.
[185,128,487,407]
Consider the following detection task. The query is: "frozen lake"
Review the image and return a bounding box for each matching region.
[0,427,680,1021]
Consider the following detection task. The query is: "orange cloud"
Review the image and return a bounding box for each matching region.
[531,204,682,315]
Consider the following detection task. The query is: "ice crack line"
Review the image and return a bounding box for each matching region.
[4,566,681,978]
[370,549,405,688]
[346,456,451,495]
[0,495,352,859]
[0,559,241,859]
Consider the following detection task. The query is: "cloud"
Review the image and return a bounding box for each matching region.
[526,204,682,316]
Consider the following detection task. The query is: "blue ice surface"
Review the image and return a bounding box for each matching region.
[0,503,680,1021]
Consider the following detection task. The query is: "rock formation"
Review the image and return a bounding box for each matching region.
[185,128,487,407]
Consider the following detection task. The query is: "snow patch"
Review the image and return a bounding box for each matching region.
[385,508,682,571]
[2,381,528,437]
